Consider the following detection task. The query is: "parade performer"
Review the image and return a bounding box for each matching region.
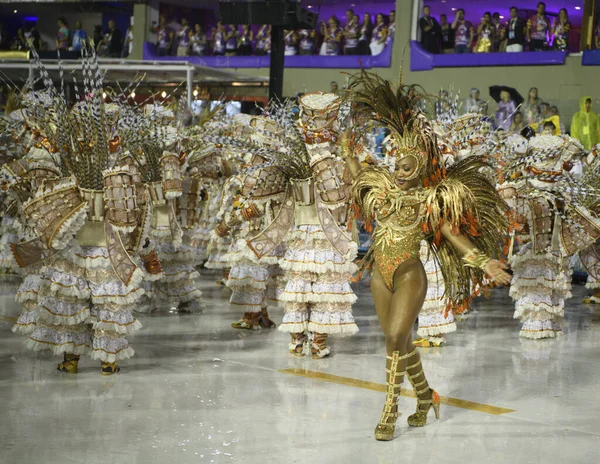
[501,133,599,339]
[212,93,359,357]
[10,52,151,375]
[344,71,511,441]
[221,117,286,330]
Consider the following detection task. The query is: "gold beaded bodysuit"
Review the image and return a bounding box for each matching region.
[372,190,427,290]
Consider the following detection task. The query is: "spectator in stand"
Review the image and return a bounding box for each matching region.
[370,13,388,56]
[284,29,298,56]
[475,12,495,53]
[25,22,42,51]
[11,29,28,51]
[238,25,254,56]
[419,5,440,54]
[452,9,474,54]
[124,24,134,57]
[538,101,551,121]
[212,22,226,56]
[343,9,359,55]
[299,29,317,55]
[320,16,343,56]
[595,19,600,49]
[571,97,600,150]
[190,24,207,56]
[492,13,506,52]
[527,2,550,51]
[357,13,373,55]
[225,25,238,56]
[93,25,103,46]
[542,120,557,135]
[106,20,122,58]
[510,111,526,133]
[549,105,565,133]
[440,14,455,54]
[177,18,191,56]
[506,7,526,52]
[464,88,484,113]
[386,10,396,45]
[551,8,570,51]
[96,32,110,57]
[152,15,174,57]
[255,25,271,55]
[522,87,542,125]
[71,21,87,52]
[56,18,70,50]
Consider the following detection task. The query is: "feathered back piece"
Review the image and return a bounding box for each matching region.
[426,156,510,310]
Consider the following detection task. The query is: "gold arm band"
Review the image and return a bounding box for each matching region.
[462,248,491,270]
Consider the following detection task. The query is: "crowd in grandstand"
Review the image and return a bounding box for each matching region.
[3,17,130,58]
[150,9,395,57]
[419,2,597,54]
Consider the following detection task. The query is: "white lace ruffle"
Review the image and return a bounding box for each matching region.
[417,311,456,337]
[27,326,91,356]
[519,318,563,339]
[15,274,42,303]
[280,277,357,304]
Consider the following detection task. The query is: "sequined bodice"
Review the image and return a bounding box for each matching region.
[373,191,427,290]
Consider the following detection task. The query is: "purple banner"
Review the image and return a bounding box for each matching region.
[410,41,568,71]
[582,49,600,66]
[143,42,392,68]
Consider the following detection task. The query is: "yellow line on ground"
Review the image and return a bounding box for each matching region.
[279,368,515,416]
[0,315,17,324]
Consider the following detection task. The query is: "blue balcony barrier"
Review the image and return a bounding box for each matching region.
[143,41,392,69]
[410,40,568,71]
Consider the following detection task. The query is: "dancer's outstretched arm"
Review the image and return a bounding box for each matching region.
[440,223,511,285]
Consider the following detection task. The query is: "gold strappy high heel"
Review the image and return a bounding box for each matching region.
[406,350,440,427]
[374,351,412,441]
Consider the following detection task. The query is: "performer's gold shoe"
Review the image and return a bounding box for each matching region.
[406,351,441,427]
[101,362,121,376]
[412,337,445,348]
[289,333,306,356]
[374,351,411,441]
[258,308,276,329]
[232,312,261,330]
[311,333,331,359]
[57,353,80,374]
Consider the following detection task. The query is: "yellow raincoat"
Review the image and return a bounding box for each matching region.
[571,96,600,150]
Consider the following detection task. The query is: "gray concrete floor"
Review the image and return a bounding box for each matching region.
[1,272,599,464]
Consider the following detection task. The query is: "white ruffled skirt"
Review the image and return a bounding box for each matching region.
[278,225,359,336]
[225,239,285,312]
[510,243,571,339]
[417,243,456,338]
[25,243,144,363]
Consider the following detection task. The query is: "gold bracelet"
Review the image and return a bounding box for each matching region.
[462,248,491,270]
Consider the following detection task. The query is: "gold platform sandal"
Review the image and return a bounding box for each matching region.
[311,333,331,359]
[101,362,121,376]
[406,350,440,427]
[289,333,306,356]
[57,353,80,374]
[374,351,413,441]
[232,312,261,330]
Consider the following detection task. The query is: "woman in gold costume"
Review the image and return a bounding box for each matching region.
[343,72,512,441]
